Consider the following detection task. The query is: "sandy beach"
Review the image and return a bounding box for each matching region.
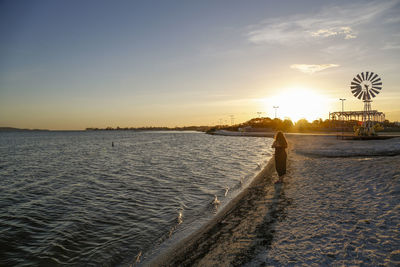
[251,135,400,266]
[148,134,400,266]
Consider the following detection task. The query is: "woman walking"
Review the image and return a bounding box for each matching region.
[272,131,288,183]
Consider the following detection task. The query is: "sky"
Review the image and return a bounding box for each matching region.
[1,0,399,130]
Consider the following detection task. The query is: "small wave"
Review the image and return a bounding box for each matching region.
[211,195,220,213]
[166,210,185,238]
[224,187,229,197]
[177,211,183,225]
[129,251,141,267]
[212,195,220,206]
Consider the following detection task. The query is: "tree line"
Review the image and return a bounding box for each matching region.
[214,117,400,133]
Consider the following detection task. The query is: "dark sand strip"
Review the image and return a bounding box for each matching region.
[149,149,292,266]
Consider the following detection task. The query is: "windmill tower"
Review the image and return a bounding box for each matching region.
[350,72,382,136]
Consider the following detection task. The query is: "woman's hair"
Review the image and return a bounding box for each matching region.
[274,131,288,147]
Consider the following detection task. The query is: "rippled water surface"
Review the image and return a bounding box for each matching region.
[0,131,272,266]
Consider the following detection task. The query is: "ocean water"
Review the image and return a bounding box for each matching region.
[0,131,273,266]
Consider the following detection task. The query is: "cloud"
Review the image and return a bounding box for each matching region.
[311,27,356,40]
[247,1,397,45]
[290,64,339,74]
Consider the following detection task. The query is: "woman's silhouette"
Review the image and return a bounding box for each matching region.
[271,131,288,183]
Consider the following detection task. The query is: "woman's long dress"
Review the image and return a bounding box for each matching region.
[275,147,287,176]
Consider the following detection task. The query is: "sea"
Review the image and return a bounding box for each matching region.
[0,130,273,266]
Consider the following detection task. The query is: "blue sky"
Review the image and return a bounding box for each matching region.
[1,0,399,129]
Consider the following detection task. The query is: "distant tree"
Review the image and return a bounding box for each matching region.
[374,123,384,132]
[294,119,310,132]
[383,120,391,127]
[281,119,294,132]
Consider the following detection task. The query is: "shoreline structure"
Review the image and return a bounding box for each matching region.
[146,133,400,266]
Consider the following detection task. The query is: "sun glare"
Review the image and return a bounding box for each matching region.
[263,87,331,122]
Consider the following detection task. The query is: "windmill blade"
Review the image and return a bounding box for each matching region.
[367,91,372,100]
[365,71,370,80]
[367,71,374,81]
[351,86,361,90]
[369,72,375,80]
[369,90,376,98]
[361,72,365,80]
[371,88,380,95]
[372,82,382,86]
[352,87,362,94]
[351,81,360,86]
[371,77,381,83]
[353,89,362,98]
[370,73,378,82]
[353,77,362,84]
[358,91,363,99]
[357,74,363,82]
[372,86,382,90]
[367,72,374,81]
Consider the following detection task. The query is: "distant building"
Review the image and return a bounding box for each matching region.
[329,110,385,123]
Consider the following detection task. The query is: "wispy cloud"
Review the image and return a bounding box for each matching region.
[290,64,339,74]
[247,1,397,45]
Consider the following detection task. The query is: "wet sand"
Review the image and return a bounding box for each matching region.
[148,135,400,266]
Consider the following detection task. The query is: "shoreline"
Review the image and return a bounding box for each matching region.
[145,134,400,266]
[147,153,282,266]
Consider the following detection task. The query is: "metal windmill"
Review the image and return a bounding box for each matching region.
[350,71,382,135]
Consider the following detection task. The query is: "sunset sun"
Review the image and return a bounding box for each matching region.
[265,87,331,122]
